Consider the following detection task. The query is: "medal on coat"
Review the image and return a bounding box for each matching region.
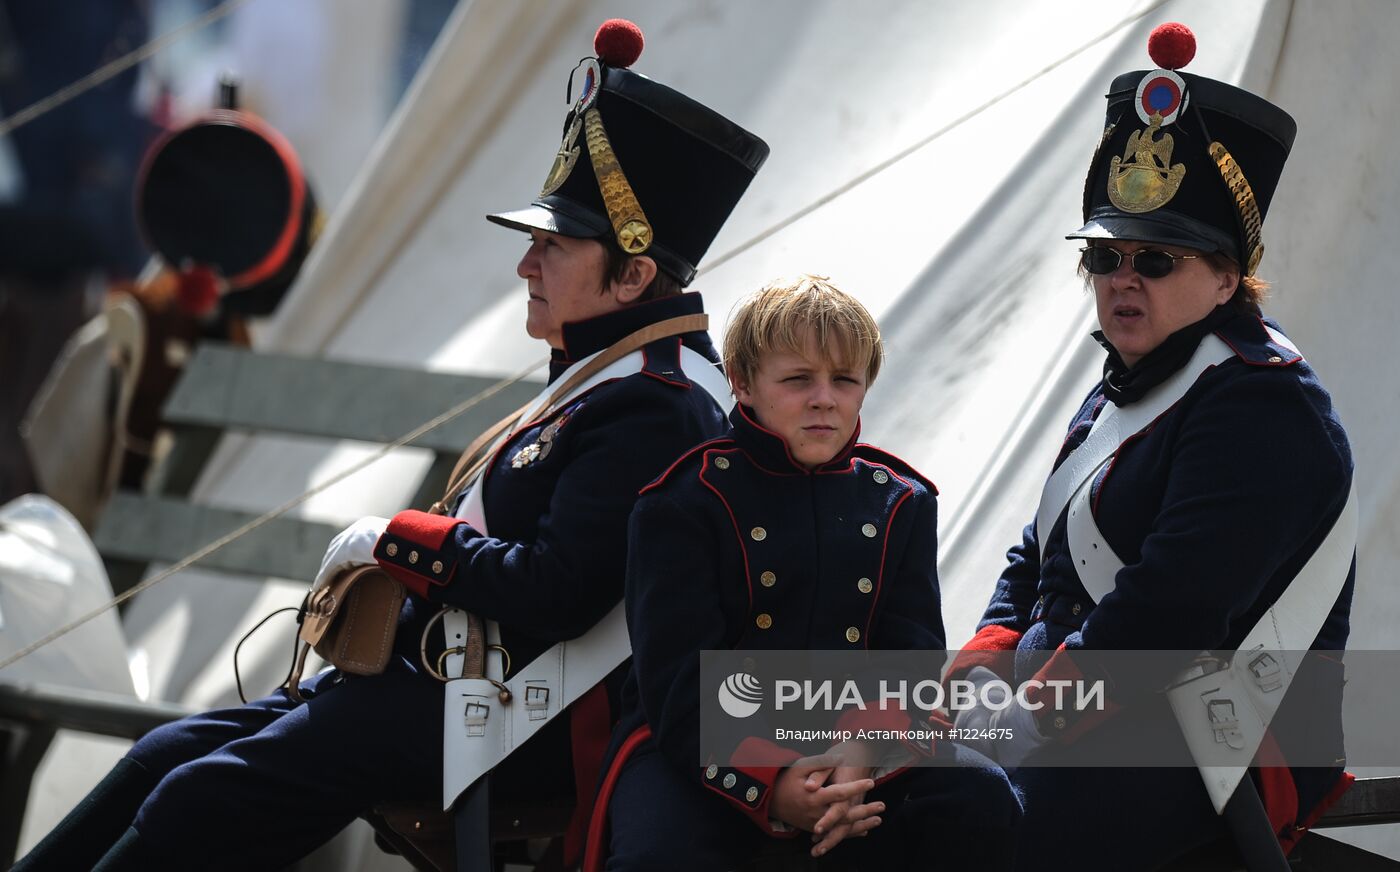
[510,411,573,468]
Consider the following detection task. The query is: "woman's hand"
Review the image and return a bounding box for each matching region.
[313,516,389,590]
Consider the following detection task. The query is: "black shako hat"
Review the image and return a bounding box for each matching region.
[137,110,318,315]
[487,19,770,287]
[1068,22,1296,276]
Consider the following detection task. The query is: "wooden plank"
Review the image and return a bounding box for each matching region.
[163,343,542,454]
[92,492,339,581]
[0,682,193,740]
[1316,777,1400,828]
[143,424,221,497]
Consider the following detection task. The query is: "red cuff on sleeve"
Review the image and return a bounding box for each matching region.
[1023,643,1119,742]
[373,509,467,597]
[946,624,1023,684]
[703,737,803,835]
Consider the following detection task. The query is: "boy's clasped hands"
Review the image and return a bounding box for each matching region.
[771,739,886,857]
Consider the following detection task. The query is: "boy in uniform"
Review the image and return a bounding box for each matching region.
[588,276,1021,871]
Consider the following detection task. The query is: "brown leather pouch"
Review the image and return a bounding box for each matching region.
[285,566,405,699]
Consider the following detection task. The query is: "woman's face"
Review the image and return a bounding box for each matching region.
[733,329,868,469]
[1090,241,1238,368]
[517,230,625,349]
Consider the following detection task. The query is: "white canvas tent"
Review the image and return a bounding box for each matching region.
[11,0,1399,865]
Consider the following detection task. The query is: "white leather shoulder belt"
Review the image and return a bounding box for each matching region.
[1037,327,1357,813]
[439,344,731,808]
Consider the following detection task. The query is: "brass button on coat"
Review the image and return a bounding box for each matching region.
[845,627,861,643]
[409,551,420,564]
[1053,715,1067,731]
[723,773,737,789]
[1071,603,1082,616]
[755,613,773,630]
[861,523,877,538]
[745,786,759,803]
[857,577,873,594]
[706,764,718,780]
[386,543,399,557]
[760,571,777,587]
[1268,355,1283,363]
[872,469,889,484]
[750,527,767,541]
[432,560,444,575]
[714,456,730,470]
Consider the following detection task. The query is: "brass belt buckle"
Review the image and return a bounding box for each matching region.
[419,607,513,703]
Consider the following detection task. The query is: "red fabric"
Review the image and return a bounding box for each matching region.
[714,737,804,833]
[175,266,220,315]
[583,725,652,872]
[1023,643,1120,742]
[1282,770,1355,854]
[1252,732,1299,846]
[563,684,613,866]
[945,624,1023,683]
[375,510,465,596]
[386,509,462,548]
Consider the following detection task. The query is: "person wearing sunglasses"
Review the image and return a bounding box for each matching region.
[945,23,1356,871]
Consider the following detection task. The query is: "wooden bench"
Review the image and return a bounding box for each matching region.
[1,341,542,870]
[91,342,540,593]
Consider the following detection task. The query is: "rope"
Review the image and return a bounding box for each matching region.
[0,357,546,673]
[0,0,1177,672]
[0,0,256,139]
[696,0,1173,278]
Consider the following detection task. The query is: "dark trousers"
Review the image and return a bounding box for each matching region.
[19,663,578,870]
[129,668,443,868]
[606,743,1021,872]
[1009,764,1228,872]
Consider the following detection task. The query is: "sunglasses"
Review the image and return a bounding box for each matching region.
[1079,246,1199,279]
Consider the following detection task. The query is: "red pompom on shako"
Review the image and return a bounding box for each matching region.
[594,18,644,68]
[1148,22,1196,70]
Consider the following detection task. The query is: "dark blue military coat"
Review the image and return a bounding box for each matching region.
[96,293,729,870]
[375,292,729,674]
[604,403,944,832]
[949,309,1355,864]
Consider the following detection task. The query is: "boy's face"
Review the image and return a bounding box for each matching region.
[733,329,867,469]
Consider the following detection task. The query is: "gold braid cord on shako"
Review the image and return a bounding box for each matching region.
[536,21,654,256]
[583,107,653,253]
[1209,142,1265,276]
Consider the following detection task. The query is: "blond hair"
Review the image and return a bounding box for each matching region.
[723,275,884,389]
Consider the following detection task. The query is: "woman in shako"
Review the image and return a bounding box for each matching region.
[16,20,769,871]
[589,277,1021,872]
[945,23,1356,871]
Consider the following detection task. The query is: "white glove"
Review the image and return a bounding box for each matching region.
[952,666,1003,760]
[987,692,1051,769]
[312,516,390,591]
